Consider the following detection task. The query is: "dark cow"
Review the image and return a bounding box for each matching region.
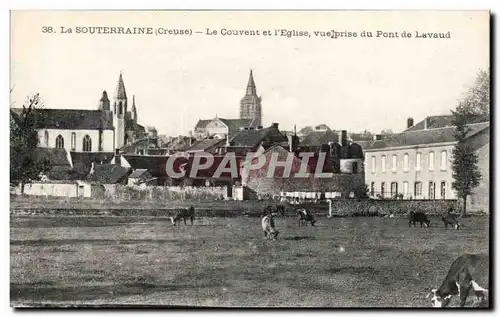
[261,214,279,240]
[426,253,489,307]
[408,211,430,228]
[170,206,195,226]
[442,213,460,230]
[297,208,316,227]
[275,204,286,218]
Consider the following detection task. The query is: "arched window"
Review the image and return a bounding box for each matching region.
[371,156,376,173]
[415,152,421,170]
[55,135,64,149]
[441,150,448,170]
[403,181,409,196]
[403,153,409,171]
[370,182,375,196]
[429,151,435,170]
[381,182,386,198]
[392,154,397,172]
[71,132,76,150]
[381,155,386,173]
[44,130,49,147]
[82,135,92,152]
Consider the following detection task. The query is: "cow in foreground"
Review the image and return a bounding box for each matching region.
[170,206,195,226]
[408,211,430,228]
[261,213,279,240]
[426,253,489,307]
[442,213,460,230]
[297,208,316,227]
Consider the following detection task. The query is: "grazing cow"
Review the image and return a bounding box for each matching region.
[275,204,286,218]
[408,211,430,228]
[297,208,316,227]
[426,253,489,307]
[261,214,279,240]
[442,213,460,230]
[170,206,195,226]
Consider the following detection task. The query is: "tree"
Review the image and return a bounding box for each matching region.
[451,69,488,217]
[10,93,51,194]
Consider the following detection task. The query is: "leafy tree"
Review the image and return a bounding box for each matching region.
[10,93,51,194]
[451,69,489,217]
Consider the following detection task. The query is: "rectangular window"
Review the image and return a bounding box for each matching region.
[404,153,409,172]
[414,181,422,197]
[428,181,435,199]
[429,152,435,170]
[392,154,397,172]
[415,152,421,170]
[390,182,398,197]
[403,181,409,196]
[381,155,386,173]
[440,182,446,199]
[371,156,376,173]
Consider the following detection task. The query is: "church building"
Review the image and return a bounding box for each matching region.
[194,70,263,139]
[11,73,146,154]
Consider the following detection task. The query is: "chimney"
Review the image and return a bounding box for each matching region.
[341,130,348,147]
[257,125,263,130]
[115,148,121,166]
[424,117,429,129]
[272,122,279,129]
[407,117,414,129]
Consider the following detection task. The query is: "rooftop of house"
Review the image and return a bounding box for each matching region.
[405,115,455,132]
[128,169,150,179]
[10,108,114,130]
[365,121,490,151]
[185,138,226,152]
[88,164,131,184]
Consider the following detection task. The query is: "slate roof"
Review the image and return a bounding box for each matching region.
[185,139,226,152]
[365,121,489,150]
[405,115,455,132]
[230,126,282,148]
[129,169,150,179]
[70,151,114,177]
[10,108,114,130]
[300,130,339,146]
[31,148,72,166]
[194,119,212,130]
[218,118,254,135]
[88,164,131,184]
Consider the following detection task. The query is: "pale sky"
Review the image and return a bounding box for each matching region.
[10,10,489,136]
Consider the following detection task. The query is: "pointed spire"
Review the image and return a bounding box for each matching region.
[132,95,136,108]
[100,90,109,102]
[246,69,257,95]
[115,72,127,100]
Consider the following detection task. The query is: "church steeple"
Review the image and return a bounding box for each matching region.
[240,69,262,127]
[98,90,110,111]
[131,94,137,123]
[115,72,127,100]
[246,69,257,95]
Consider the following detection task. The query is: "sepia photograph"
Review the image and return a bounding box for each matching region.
[9,10,490,308]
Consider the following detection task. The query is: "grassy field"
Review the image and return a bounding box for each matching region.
[10,214,489,308]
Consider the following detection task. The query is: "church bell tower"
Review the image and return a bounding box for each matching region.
[113,72,128,150]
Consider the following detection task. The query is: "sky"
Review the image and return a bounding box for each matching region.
[10,10,489,136]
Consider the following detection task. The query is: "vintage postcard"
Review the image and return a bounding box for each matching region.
[10,10,490,308]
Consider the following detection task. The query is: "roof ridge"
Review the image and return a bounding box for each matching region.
[402,120,489,134]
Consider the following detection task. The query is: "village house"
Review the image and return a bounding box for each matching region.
[364,116,490,212]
